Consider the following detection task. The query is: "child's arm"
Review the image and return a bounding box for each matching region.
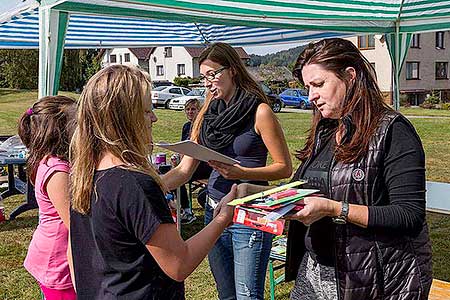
[46,171,71,228]
[145,185,236,282]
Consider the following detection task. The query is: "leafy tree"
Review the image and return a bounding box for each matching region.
[60,50,82,91]
[249,45,306,67]
[0,49,39,89]
[80,49,101,84]
[60,49,101,91]
[0,49,101,92]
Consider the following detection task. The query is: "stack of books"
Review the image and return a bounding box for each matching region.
[228,181,318,235]
[270,235,287,261]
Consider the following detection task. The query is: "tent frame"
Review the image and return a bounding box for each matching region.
[38,1,443,108]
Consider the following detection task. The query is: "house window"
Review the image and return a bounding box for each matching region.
[406,62,420,80]
[358,34,375,49]
[411,34,420,48]
[435,62,448,79]
[110,54,117,63]
[177,64,186,76]
[164,47,172,58]
[156,65,164,76]
[436,31,445,49]
[124,53,130,62]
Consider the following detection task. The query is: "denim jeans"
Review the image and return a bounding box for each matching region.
[205,202,274,300]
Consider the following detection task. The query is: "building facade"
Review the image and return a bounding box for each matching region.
[101,48,154,74]
[101,46,250,83]
[347,31,450,105]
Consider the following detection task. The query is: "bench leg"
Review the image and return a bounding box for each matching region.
[269,259,275,300]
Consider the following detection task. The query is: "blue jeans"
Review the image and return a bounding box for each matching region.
[205,202,274,300]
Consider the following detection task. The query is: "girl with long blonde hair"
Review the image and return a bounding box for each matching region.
[69,64,236,299]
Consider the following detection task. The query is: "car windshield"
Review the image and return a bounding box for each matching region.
[187,89,204,96]
[153,86,166,91]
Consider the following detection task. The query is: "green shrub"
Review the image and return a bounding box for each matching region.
[420,91,442,109]
[173,76,190,87]
[400,94,410,107]
[173,76,200,87]
[441,102,450,110]
[419,102,434,109]
[425,92,441,105]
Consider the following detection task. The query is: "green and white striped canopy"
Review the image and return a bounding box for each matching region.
[43,0,450,34]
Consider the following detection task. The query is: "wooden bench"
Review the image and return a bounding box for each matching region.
[429,279,450,300]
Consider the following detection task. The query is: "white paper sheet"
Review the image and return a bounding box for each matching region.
[155,140,240,165]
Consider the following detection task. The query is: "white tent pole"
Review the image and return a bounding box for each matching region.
[393,20,400,111]
[38,7,69,98]
[38,6,49,98]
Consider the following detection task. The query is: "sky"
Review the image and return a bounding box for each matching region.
[244,42,302,56]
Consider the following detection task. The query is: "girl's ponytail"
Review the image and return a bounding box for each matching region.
[17,97,77,184]
[17,107,34,149]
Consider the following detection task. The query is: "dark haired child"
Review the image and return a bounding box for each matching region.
[18,96,77,300]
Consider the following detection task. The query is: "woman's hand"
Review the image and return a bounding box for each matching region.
[213,184,237,226]
[208,160,246,180]
[236,183,249,199]
[286,196,339,225]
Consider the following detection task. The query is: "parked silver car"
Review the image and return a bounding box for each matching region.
[151,86,192,108]
[168,88,206,110]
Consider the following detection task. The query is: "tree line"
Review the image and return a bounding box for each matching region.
[248,45,306,70]
[0,49,101,91]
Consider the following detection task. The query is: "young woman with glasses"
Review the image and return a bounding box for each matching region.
[163,42,292,300]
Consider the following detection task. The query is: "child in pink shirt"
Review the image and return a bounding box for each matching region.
[18,96,77,300]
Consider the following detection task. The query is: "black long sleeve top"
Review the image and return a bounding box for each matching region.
[367,118,426,231]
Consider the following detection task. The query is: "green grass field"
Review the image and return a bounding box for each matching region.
[1,89,449,299]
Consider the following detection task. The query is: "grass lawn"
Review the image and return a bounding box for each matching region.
[400,106,450,117]
[1,89,449,299]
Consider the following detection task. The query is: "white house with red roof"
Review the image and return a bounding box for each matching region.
[101,46,250,82]
[101,47,155,74]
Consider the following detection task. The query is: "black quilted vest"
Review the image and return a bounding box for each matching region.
[286,111,432,300]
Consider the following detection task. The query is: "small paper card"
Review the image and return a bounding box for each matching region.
[228,180,306,206]
[155,140,240,165]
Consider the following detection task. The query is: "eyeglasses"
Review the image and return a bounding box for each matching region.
[199,66,229,82]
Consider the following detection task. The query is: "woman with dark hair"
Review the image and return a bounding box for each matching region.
[284,38,432,300]
[163,42,292,299]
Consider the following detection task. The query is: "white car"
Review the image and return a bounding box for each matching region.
[151,86,192,108]
[168,88,206,110]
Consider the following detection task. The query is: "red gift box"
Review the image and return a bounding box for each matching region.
[233,206,285,235]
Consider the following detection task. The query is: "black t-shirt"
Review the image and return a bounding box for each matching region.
[302,136,336,266]
[181,121,192,142]
[70,167,184,300]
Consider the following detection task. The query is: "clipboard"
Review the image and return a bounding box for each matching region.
[155,140,240,165]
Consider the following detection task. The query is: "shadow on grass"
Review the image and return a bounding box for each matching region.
[181,211,205,240]
[0,216,38,232]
